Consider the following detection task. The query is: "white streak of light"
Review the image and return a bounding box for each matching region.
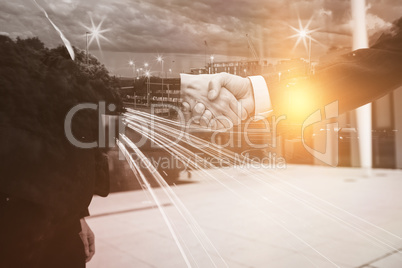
[32,0,75,60]
[117,139,192,268]
[121,133,227,267]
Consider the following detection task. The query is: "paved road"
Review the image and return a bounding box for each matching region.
[87,165,402,268]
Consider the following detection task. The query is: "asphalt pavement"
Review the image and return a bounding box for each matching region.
[86,164,402,268]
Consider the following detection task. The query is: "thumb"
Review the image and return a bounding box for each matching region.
[208,73,227,100]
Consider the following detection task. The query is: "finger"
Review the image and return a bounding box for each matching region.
[208,73,227,100]
[223,109,241,126]
[191,102,206,123]
[240,105,248,120]
[219,96,240,126]
[87,235,95,262]
[229,98,248,120]
[229,98,248,122]
[211,117,227,130]
[182,100,195,122]
[224,98,242,125]
[200,110,213,128]
[216,115,233,129]
[182,101,190,112]
[79,233,90,259]
[209,118,218,130]
[183,98,197,111]
[216,120,227,130]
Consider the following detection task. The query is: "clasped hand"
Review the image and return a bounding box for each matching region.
[181,72,255,129]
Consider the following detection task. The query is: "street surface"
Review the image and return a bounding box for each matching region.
[87,164,402,268]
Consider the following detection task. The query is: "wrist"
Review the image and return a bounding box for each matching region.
[245,80,255,116]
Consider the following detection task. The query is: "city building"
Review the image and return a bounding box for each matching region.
[119,76,181,115]
[117,58,402,169]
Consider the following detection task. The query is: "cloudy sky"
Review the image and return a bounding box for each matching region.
[1,0,401,76]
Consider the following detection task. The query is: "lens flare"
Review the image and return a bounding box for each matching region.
[288,15,320,53]
[82,14,111,56]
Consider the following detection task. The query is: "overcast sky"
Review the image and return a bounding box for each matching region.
[1,0,401,76]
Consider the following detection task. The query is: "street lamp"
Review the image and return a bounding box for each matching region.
[129,60,136,108]
[301,32,312,75]
[85,31,90,64]
[145,70,151,107]
[210,55,214,74]
[299,29,307,38]
[84,27,105,64]
[129,60,136,79]
[83,15,110,55]
[289,20,318,76]
[294,29,312,75]
[157,56,164,107]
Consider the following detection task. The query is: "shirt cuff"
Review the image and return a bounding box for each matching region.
[248,75,273,118]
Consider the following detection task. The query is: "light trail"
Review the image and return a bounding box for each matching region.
[117,139,193,267]
[123,113,339,267]
[124,110,245,165]
[122,116,235,265]
[120,134,228,267]
[122,113,324,264]
[121,110,402,265]
[135,111,402,252]
[125,115,314,229]
[124,114,233,168]
[126,116,314,233]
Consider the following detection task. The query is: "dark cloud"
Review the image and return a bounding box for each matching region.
[1,0,400,75]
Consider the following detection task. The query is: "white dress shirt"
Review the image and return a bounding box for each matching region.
[248,76,273,118]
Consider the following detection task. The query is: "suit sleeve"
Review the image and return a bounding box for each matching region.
[79,208,90,218]
[261,18,402,123]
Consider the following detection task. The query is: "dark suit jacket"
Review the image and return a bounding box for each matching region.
[0,36,110,221]
[0,127,109,220]
[265,17,402,124]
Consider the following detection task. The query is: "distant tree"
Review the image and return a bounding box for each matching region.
[0,36,123,176]
[45,43,123,112]
[16,36,46,51]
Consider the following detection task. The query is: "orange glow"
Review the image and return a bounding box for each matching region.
[286,80,316,123]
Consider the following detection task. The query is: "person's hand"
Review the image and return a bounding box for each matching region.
[193,72,255,128]
[199,87,247,129]
[207,72,255,116]
[79,218,95,262]
[181,73,248,129]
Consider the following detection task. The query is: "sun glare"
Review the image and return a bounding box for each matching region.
[82,14,111,54]
[288,16,320,53]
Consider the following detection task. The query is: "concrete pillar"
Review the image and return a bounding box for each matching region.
[352,0,372,172]
[393,86,402,168]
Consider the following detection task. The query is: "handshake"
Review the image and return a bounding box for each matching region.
[180,72,259,130]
